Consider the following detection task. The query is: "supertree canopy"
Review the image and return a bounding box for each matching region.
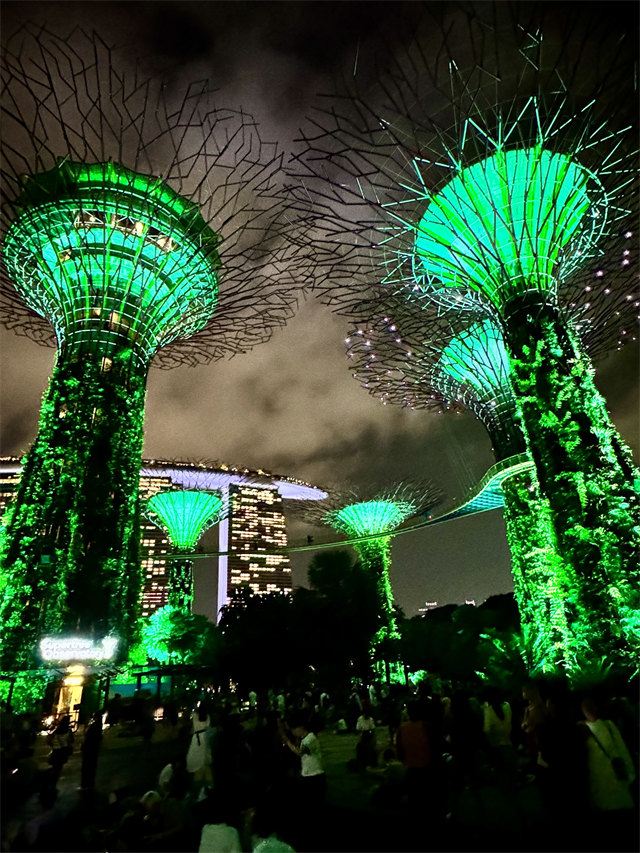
[0,26,301,671]
[145,490,225,612]
[289,4,640,661]
[294,482,441,667]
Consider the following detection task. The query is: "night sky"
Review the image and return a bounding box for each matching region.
[1,2,638,621]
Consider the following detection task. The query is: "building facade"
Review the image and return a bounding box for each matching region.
[227,484,291,596]
[138,471,174,616]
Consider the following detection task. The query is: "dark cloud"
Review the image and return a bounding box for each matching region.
[141,2,214,62]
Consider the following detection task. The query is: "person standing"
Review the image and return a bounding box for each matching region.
[80,712,103,791]
[449,690,484,798]
[521,682,549,774]
[187,704,212,795]
[48,715,74,784]
[283,716,326,808]
[356,710,376,734]
[395,701,432,809]
[481,686,521,837]
[534,684,587,848]
[107,693,122,726]
[481,686,516,780]
[581,699,636,830]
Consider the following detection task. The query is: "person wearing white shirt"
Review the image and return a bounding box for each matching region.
[199,822,242,853]
[283,717,326,808]
[199,799,242,853]
[581,698,636,811]
[356,712,376,733]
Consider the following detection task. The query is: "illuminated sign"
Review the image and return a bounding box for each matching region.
[39,636,118,661]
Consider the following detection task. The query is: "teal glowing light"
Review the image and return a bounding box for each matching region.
[146,490,224,552]
[434,319,510,401]
[327,500,415,538]
[415,146,605,307]
[3,160,221,367]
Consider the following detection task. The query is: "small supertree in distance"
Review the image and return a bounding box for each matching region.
[289,4,640,660]
[0,26,301,672]
[294,481,441,678]
[145,490,225,613]
[345,285,638,675]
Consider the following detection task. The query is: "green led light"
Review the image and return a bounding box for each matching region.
[146,490,224,552]
[3,160,221,367]
[415,146,605,307]
[435,319,510,399]
[327,500,415,538]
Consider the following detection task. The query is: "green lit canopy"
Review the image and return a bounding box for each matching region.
[146,490,224,551]
[434,319,511,403]
[414,145,605,308]
[3,161,221,366]
[326,500,416,538]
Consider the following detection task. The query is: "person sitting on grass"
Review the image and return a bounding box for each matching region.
[369,748,407,810]
[198,795,242,853]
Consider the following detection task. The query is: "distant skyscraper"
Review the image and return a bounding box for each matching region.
[227,484,291,597]
[417,600,438,614]
[0,466,21,516]
[465,598,477,607]
[138,472,175,616]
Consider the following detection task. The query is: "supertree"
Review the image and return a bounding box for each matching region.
[145,490,225,612]
[0,26,301,671]
[294,482,441,675]
[288,4,640,659]
[344,290,632,673]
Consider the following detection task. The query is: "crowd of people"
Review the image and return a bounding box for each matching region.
[1,675,638,852]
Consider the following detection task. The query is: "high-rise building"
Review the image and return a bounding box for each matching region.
[138,472,175,616]
[228,484,291,596]
[0,457,325,621]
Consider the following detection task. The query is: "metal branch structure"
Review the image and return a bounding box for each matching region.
[0,25,302,671]
[145,490,225,613]
[289,4,640,662]
[293,482,441,673]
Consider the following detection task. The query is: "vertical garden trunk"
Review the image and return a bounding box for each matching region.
[501,472,597,671]
[168,558,195,612]
[502,296,640,655]
[354,537,402,669]
[0,350,146,669]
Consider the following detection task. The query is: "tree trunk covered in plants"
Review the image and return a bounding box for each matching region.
[354,537,401,659]
[0,350,147,670]
[501,471,597,672]
[502,296,640,656]
[168,558,194,612]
